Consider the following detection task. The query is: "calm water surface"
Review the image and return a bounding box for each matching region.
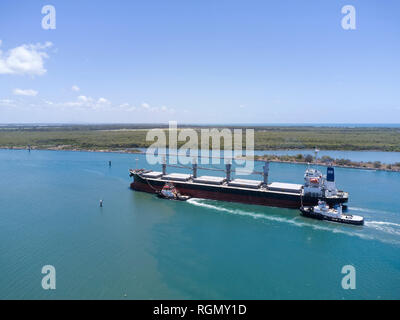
[0,149,399,299]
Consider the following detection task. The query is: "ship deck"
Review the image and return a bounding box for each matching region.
[130,169,303,195]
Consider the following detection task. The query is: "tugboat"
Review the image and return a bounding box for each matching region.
[300,201,364,225]
[156,183,191,201]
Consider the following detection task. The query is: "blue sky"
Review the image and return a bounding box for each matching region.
[0,0,399,123]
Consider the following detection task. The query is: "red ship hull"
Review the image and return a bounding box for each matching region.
[131,180,301,208]
[130,173,348,209]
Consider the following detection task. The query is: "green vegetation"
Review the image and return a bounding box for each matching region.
[254,154,400,172]
[0,124,400,152]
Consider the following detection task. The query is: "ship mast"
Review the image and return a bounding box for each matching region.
[314,147,319,164]
[192,157,198,178]
[225,161,232,182]
[162,156,167,175]
[263,161,269,185]
[158,152,271,181]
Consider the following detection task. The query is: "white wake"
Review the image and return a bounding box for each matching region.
[187,198,400,245]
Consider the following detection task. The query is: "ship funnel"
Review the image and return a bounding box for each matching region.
[327,166,335,182]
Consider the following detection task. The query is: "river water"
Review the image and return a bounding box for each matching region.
[0,149,399,299]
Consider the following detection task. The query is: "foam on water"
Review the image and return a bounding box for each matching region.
[367,221,400,227]
[350,207,397,216]
[187,198,400,245]
[365,221,400,236]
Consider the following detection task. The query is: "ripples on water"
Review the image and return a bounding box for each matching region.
[1,149,400,299]
[187,199,400,246]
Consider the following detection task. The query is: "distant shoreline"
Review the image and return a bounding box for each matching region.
[0,146,144,154]
[252,155,400,173]
[2,146,399,173]
[1,125,400,152]
[1,123,400,128]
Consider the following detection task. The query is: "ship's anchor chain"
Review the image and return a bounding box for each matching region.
[142,174,159,192]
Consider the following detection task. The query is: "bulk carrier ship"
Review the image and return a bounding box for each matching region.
[129,159,349,209]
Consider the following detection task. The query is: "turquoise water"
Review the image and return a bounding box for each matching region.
[0,149,400,299]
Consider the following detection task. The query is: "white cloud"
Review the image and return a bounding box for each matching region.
[62,95,92,107]
[139,102,175,113]
[239,104,245,108]
[97,97,110,104]
[69,95,109,107]
[0,99,16,107]
[64,101,83,107]
[61,95,111,109]
[71,85,80,92]
[0,41,53,75]
[77,95,92,102]
[13,88,38,96]
[1,90,177,117]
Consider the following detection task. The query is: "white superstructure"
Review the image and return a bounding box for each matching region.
[303,166,338,198]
